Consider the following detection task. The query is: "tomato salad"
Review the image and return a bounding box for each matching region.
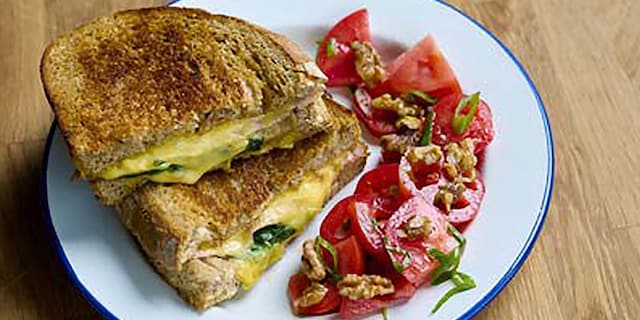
[288,9,495,318]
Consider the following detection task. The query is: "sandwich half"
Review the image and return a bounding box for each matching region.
[40,7,329,204]
[116,97,367,310]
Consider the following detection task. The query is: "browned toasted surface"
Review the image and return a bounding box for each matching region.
[116,97,363,271]
[41,7,324,177]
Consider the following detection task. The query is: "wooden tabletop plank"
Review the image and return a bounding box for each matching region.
[0,0,638,319]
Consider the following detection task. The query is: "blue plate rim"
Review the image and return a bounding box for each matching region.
[39,1,555,319]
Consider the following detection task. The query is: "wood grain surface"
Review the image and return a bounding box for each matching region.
[0,0,638,319]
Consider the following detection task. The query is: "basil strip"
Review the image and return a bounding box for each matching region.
[420,108,436,146]
[431,272,477,313]
[403,90,437,105]
[326,38,337,57]
[451,92,480,135]
[315,236,338,274]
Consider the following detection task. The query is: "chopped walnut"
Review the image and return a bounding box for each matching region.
[395,116,422,130]
[338,274,395,300]
[351,41,386,87]
[372,94,422,117]
[301,240,326,281]
[380,131,422,156]
[406,145,443,166]
[444,138,478,181]
[405,215,432,239]
[434,181,466,212]
[296,282,329,308]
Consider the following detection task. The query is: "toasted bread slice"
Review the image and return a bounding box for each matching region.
[90,95,332,205]
[41,7,326,179]
[116,98,367,309]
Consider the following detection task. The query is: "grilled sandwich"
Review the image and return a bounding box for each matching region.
[117,97,367,310]
[40,7,329,204]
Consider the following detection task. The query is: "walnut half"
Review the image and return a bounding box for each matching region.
[301,240,326,281]
[337,274,395,300]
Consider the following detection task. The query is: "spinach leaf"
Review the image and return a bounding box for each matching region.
[121,160,181,178]
[246,137,264,152]
[251,223,296,251]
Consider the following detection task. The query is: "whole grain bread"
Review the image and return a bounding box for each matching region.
[90,96,333,205]
[41,7,326,178]
[117,97,364,273]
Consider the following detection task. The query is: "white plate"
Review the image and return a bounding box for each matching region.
[41,1,554,319]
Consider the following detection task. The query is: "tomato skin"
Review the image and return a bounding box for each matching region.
[383,35,462,100]
[352,88,398,138]
[384,196,458,286]
[355,164,409,220]
[317,9,372,87]
[320,196,354,244]
[420,171,486,227]
[333,236,366,275]
[288,273,341,316]
[347,195,387,260]
[431,93,494,153]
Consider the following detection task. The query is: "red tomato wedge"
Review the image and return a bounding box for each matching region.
[320,196,354,244]
[384,196,459,286]
[317,9,372,87]
[420,171,486,228]
[333,236,366,275]
[339,271,416,319]
[378,35,462,99]
[346,195,387,259]
[431,92,494,153]
[288,273,341,316]
[355,164,408,220]
[352,87,397,138]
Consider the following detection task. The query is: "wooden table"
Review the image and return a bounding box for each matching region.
[1,0,638,319]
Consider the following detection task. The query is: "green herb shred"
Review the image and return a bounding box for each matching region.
[326,38,338,57]
[451,92,480,135]
[315,236,338,273]
[246,137,264,152]
[420,108,436,146]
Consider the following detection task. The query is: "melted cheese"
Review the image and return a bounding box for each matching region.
[200,161,340,289]
[97,107,295,184]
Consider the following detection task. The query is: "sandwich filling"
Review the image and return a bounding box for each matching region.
[97,99,325,184]
[195,151,347,289]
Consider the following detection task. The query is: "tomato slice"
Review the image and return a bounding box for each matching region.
[431,93,494,153]
[288,273,341,316]
[317,9,372,87]
[398,152,441,198]
[355,164,408,220]
[384,196,458,286]
[382,35,462,100]
[338,271,416,319]
[333,236,366,275]
[320,196,354,244]
[420,171,486,228]
[352,87,397,138]
[346,195,387,260]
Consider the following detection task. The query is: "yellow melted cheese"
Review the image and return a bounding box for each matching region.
[97,107,295,184]
[199,161,340,289]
